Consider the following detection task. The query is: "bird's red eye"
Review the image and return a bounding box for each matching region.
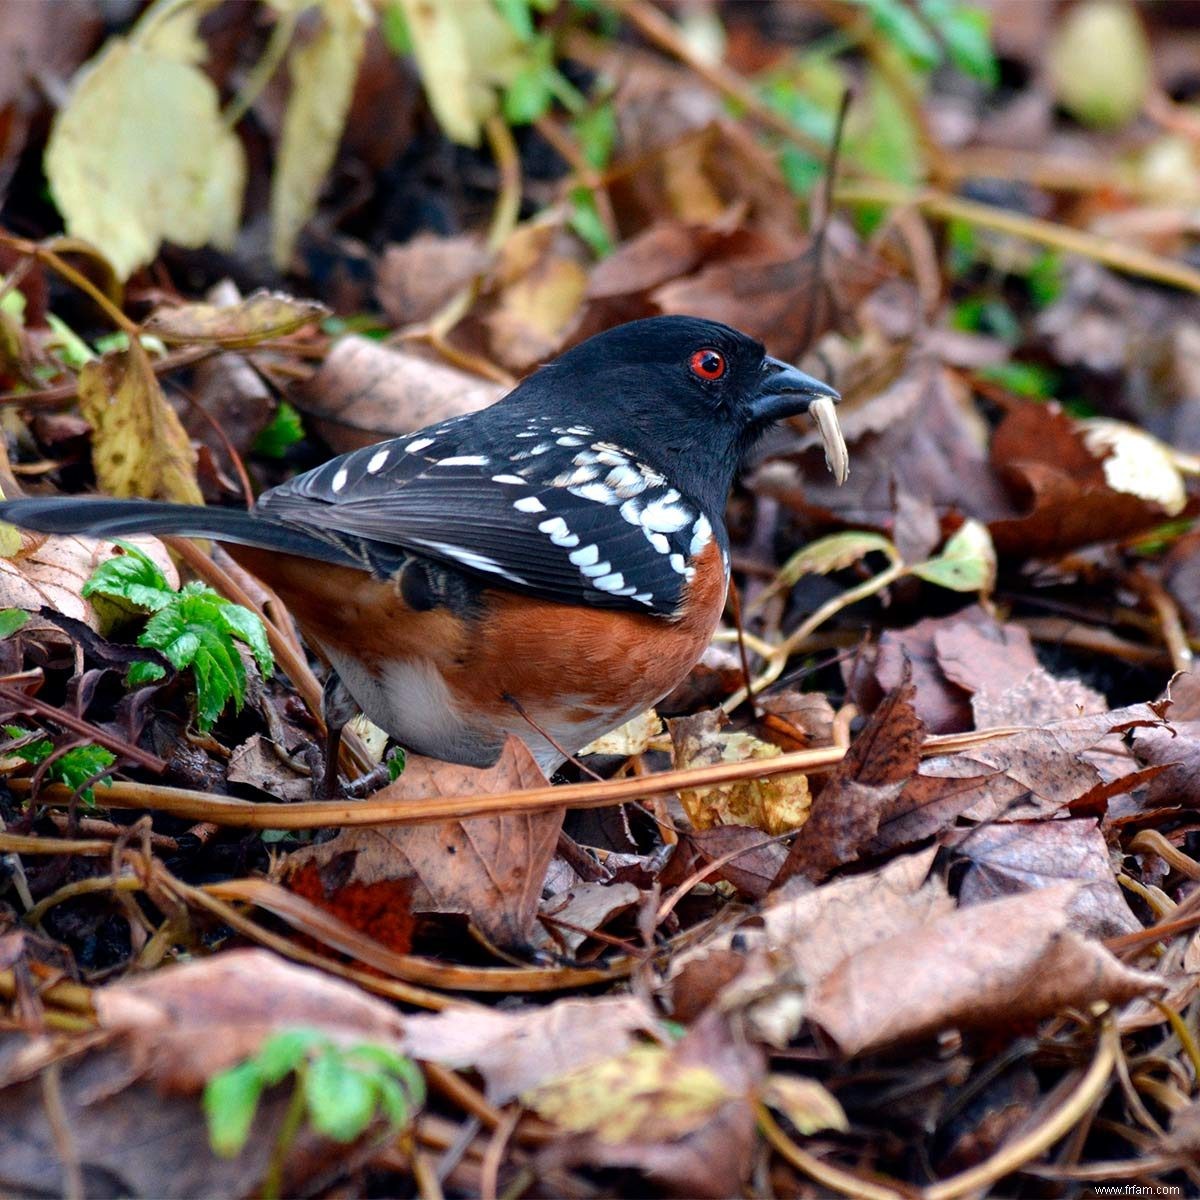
[689,348,726,381]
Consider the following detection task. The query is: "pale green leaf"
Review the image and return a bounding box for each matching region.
[204,1061,264,1158]
[271,0,373,268]
[779,532,897,586]
[46,38,245,280]
[760,1075,848,1135]
[910,519,996,594]
[304,1051,378,1142]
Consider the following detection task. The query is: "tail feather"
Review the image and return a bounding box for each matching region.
[0,498,355,566]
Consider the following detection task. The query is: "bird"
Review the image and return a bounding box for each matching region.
[0,316,839,790]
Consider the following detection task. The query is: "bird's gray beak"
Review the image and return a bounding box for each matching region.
[749,356,840,424]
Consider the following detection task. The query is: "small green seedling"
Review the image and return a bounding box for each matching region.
[83,542,274,731]
[1,726,116,806]
[204,1029,424,1184]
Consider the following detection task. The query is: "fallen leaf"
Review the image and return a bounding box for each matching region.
[760,1075,847,1135]
[402,995,658,1103]
[227,734,310,801]
[485,251,589,371]
[0,531,176,633]
[45,16,243,279]
[669,709,812,835]
[579,708,663,757]
[952,819,1140,938]
[271,0,373,268]
[685,826,788,900]
[806,885,1160,1055]
[397,0,526,146]
[530,1014,764,1200]
[536,880,641,953]
[144,291,328,348]
[295,335,504,452]
[285,738,560,947]
[78,346,202,504]
[376,234,491,326]
[776,677,924,885]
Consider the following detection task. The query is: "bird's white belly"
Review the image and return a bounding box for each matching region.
[324,649,640,775]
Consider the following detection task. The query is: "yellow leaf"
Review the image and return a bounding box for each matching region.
[780,531,897,587]
[524,1044,730,1143]
[78,346,202,505]
[397,0,528,147]
[1079,418,1187,516]
[144,290,329,348]
[579,709,664,758]
[671,711,811,835]
[46,34,244,280]
[760,1075,848,1136]
[270,0,373,268]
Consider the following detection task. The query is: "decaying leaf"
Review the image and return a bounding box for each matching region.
[759,1075,848,1135]
[45,10,244,279]
[296,335,504,452]
[144,291,329,348]
[78,346,202,504]
[670,709,811,835]
[270,0,373,268]
[285,739,559,947]
[403,995,659,1103]
[806,885,1160,1055]
[580,708,663,757]
[0,531,176,633]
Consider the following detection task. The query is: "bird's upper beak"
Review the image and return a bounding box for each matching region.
[749,356,840,424]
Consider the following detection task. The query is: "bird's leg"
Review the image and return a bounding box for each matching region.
[317,670,358,800]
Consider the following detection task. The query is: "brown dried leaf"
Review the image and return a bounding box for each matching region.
[78,346,202,504]
[94,948,407,1089]
[776,678,923,885]
[227,734,310,801]
[685,826,788,900]
[285,738,560,946]
[376,234,490,326]
[806,885,1161,1055]
[0,532,176,633]
[402,995,658,1102]
[536,880,641,953]
[295,335,503,453]
[953,819,1140,937]
[143,290,328,348]
[989,401,1177,556]
[485,254,588,371]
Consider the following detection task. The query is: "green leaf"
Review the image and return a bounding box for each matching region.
[373,1075,413,1127]
[54,744,117,803]
[82,542,176,611]
[919,0,997,84]
[217,602,275,677]
[0,609,28,638]
[3,726,53,764]
[503,60,554,123]
[381,1,412,54]
[255,1029,325,1086]
[496,0,536,42]
[204,1061,265,1158]
[572,100,616,169]
[978,361,1059,400]
[853,0,939,70]
[304,1051,378,1142]
[568,188,613,258]
[253,401,305,459]
[910,520,996,594]
[1026,250,1064,308]
[386,748,406,781]
[127,660,167,686]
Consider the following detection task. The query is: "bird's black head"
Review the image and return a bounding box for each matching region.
[507,315,839,516]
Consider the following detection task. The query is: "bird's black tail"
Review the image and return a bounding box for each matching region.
[0,497,354,566]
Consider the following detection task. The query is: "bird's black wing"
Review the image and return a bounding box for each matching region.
[257,412,724,618]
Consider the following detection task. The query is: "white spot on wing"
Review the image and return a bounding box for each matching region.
[331,467,348,492]
[556,435,585,447]
[404,437,434,453]
[646,531,670,554]
[593,572,625,592]
[669,553,687,575]
[640,494,691,533]
[492,473,525,485]
[620,499,643,526]
[513,496,546,513]
[690,514,713,555]
[367,450,389,474]
[580,559,613,578]
[569,544,600,567]
[437,455,489,467]
[538,516,579,548]
[569,482,619,505]
[416,539,526,584]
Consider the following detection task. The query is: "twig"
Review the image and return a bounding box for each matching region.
[41,1062,84,1200]
[836,182,1200,295]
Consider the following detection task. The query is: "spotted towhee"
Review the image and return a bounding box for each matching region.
[1,316,840,785]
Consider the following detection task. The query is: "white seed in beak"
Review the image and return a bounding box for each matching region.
[809,395,849,485]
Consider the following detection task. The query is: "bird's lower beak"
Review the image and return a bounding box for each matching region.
[749,357,841,424]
